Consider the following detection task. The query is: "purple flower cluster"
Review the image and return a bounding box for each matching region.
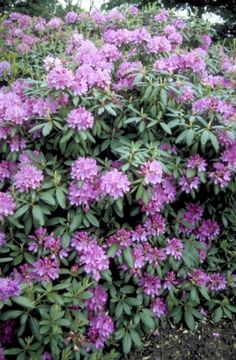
[0,192,16,220]
[141,160,163,185]
[101,169,130,200]
[71,231,109,281]
[14,165,44,192]
[140,273,161,297]
[87,315,114,349]
[0,277,21,302]
[67,107,94,132]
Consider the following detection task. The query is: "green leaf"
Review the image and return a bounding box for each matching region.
[160,88,168,106]
[40,192,56,206]
[123,247,134,268]
[199,286,211,301]
[56,188,66,209]
[140,312,155,330]
[186,129,194,146]
[201,130,209,148]
[213,307,223,322]
[86,213,99,227]
[32,206,44,226]
[184,307,195,330]
[130,329,142,347]
[0,310,23,320]
[12,205,29,218]
[160,122,172,134]
[122,332,132,354]
[209,132,219,152]
[12,296,35,309]
[42,122,53,136]
[107,244,119,257]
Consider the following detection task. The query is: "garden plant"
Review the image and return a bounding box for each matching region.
[0,4,236,360]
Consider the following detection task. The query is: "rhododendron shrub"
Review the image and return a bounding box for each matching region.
[0,5,236,359]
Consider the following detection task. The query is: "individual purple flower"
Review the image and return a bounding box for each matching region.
[0,277,21,302]
[67,107,94,132]
[107,228,132,255]
[41,352,52,360]
[151,298,167,318]
[179,175,200,193]
[65,11,78,24]
[144,243,167,266]
[0,231,6,246]
[140,273,161,297]
[0,61,11,77]
[32,257,60,282]
[71,157,98,181]
[154,10,169,22]
[0,192,16,221]
[189,269,210,287]
[196,220,220,244]
[87,314,114,349]
[47,17,63,29]
[187,155,207,172]
[85,286,107,314]
[163,271,178,290]
[101,169,130,199]
[0,347,5,360]
[144,214,166,237]
[71,232,109,281]
[131,225,148,242]
[179,203,203,234]
[133,245,145,268]
[141,160,163,185]
[0,320,16,344]
[47,65,74,90]
[14,165,44,193]
[68,179,101,207]
[209,162,231,188]
[208,273,226,291]
[80,244,109,281]
[165,238,183,260]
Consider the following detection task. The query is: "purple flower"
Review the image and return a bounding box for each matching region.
[131,225,148,242]
[196,220,220,244]
[85,286,107,314]
[101,169,130,199]
[68,178,101,207]
[141,160,163,185]
[209,162,231,188]
[47,65,74,90]
[166,238,183,260]
[208,273,226,291]
[88,314,114,349]
[189,269,210,287]
[32,257,60,282]
[107,228,132,255]
[0,347,5,360]
[140,273,161,297]
[0,192,16,220]
[187,155,207,172]
[133,245,145,268]
[71,232,109,281]
[71,157,98,181]
[151,298,167,318]
[179,175,200,193]
[67,107,94,132]
[0,232,6,246]
[0,61,11,77]
[47,17,63,29]
[14,165,44,193]
[144,214,166,237]
[41,352,52,360]
[65,11,78,24]
[163,271,178,290]
[0,277,21,302]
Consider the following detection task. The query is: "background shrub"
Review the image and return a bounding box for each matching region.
[0,5,236,360]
